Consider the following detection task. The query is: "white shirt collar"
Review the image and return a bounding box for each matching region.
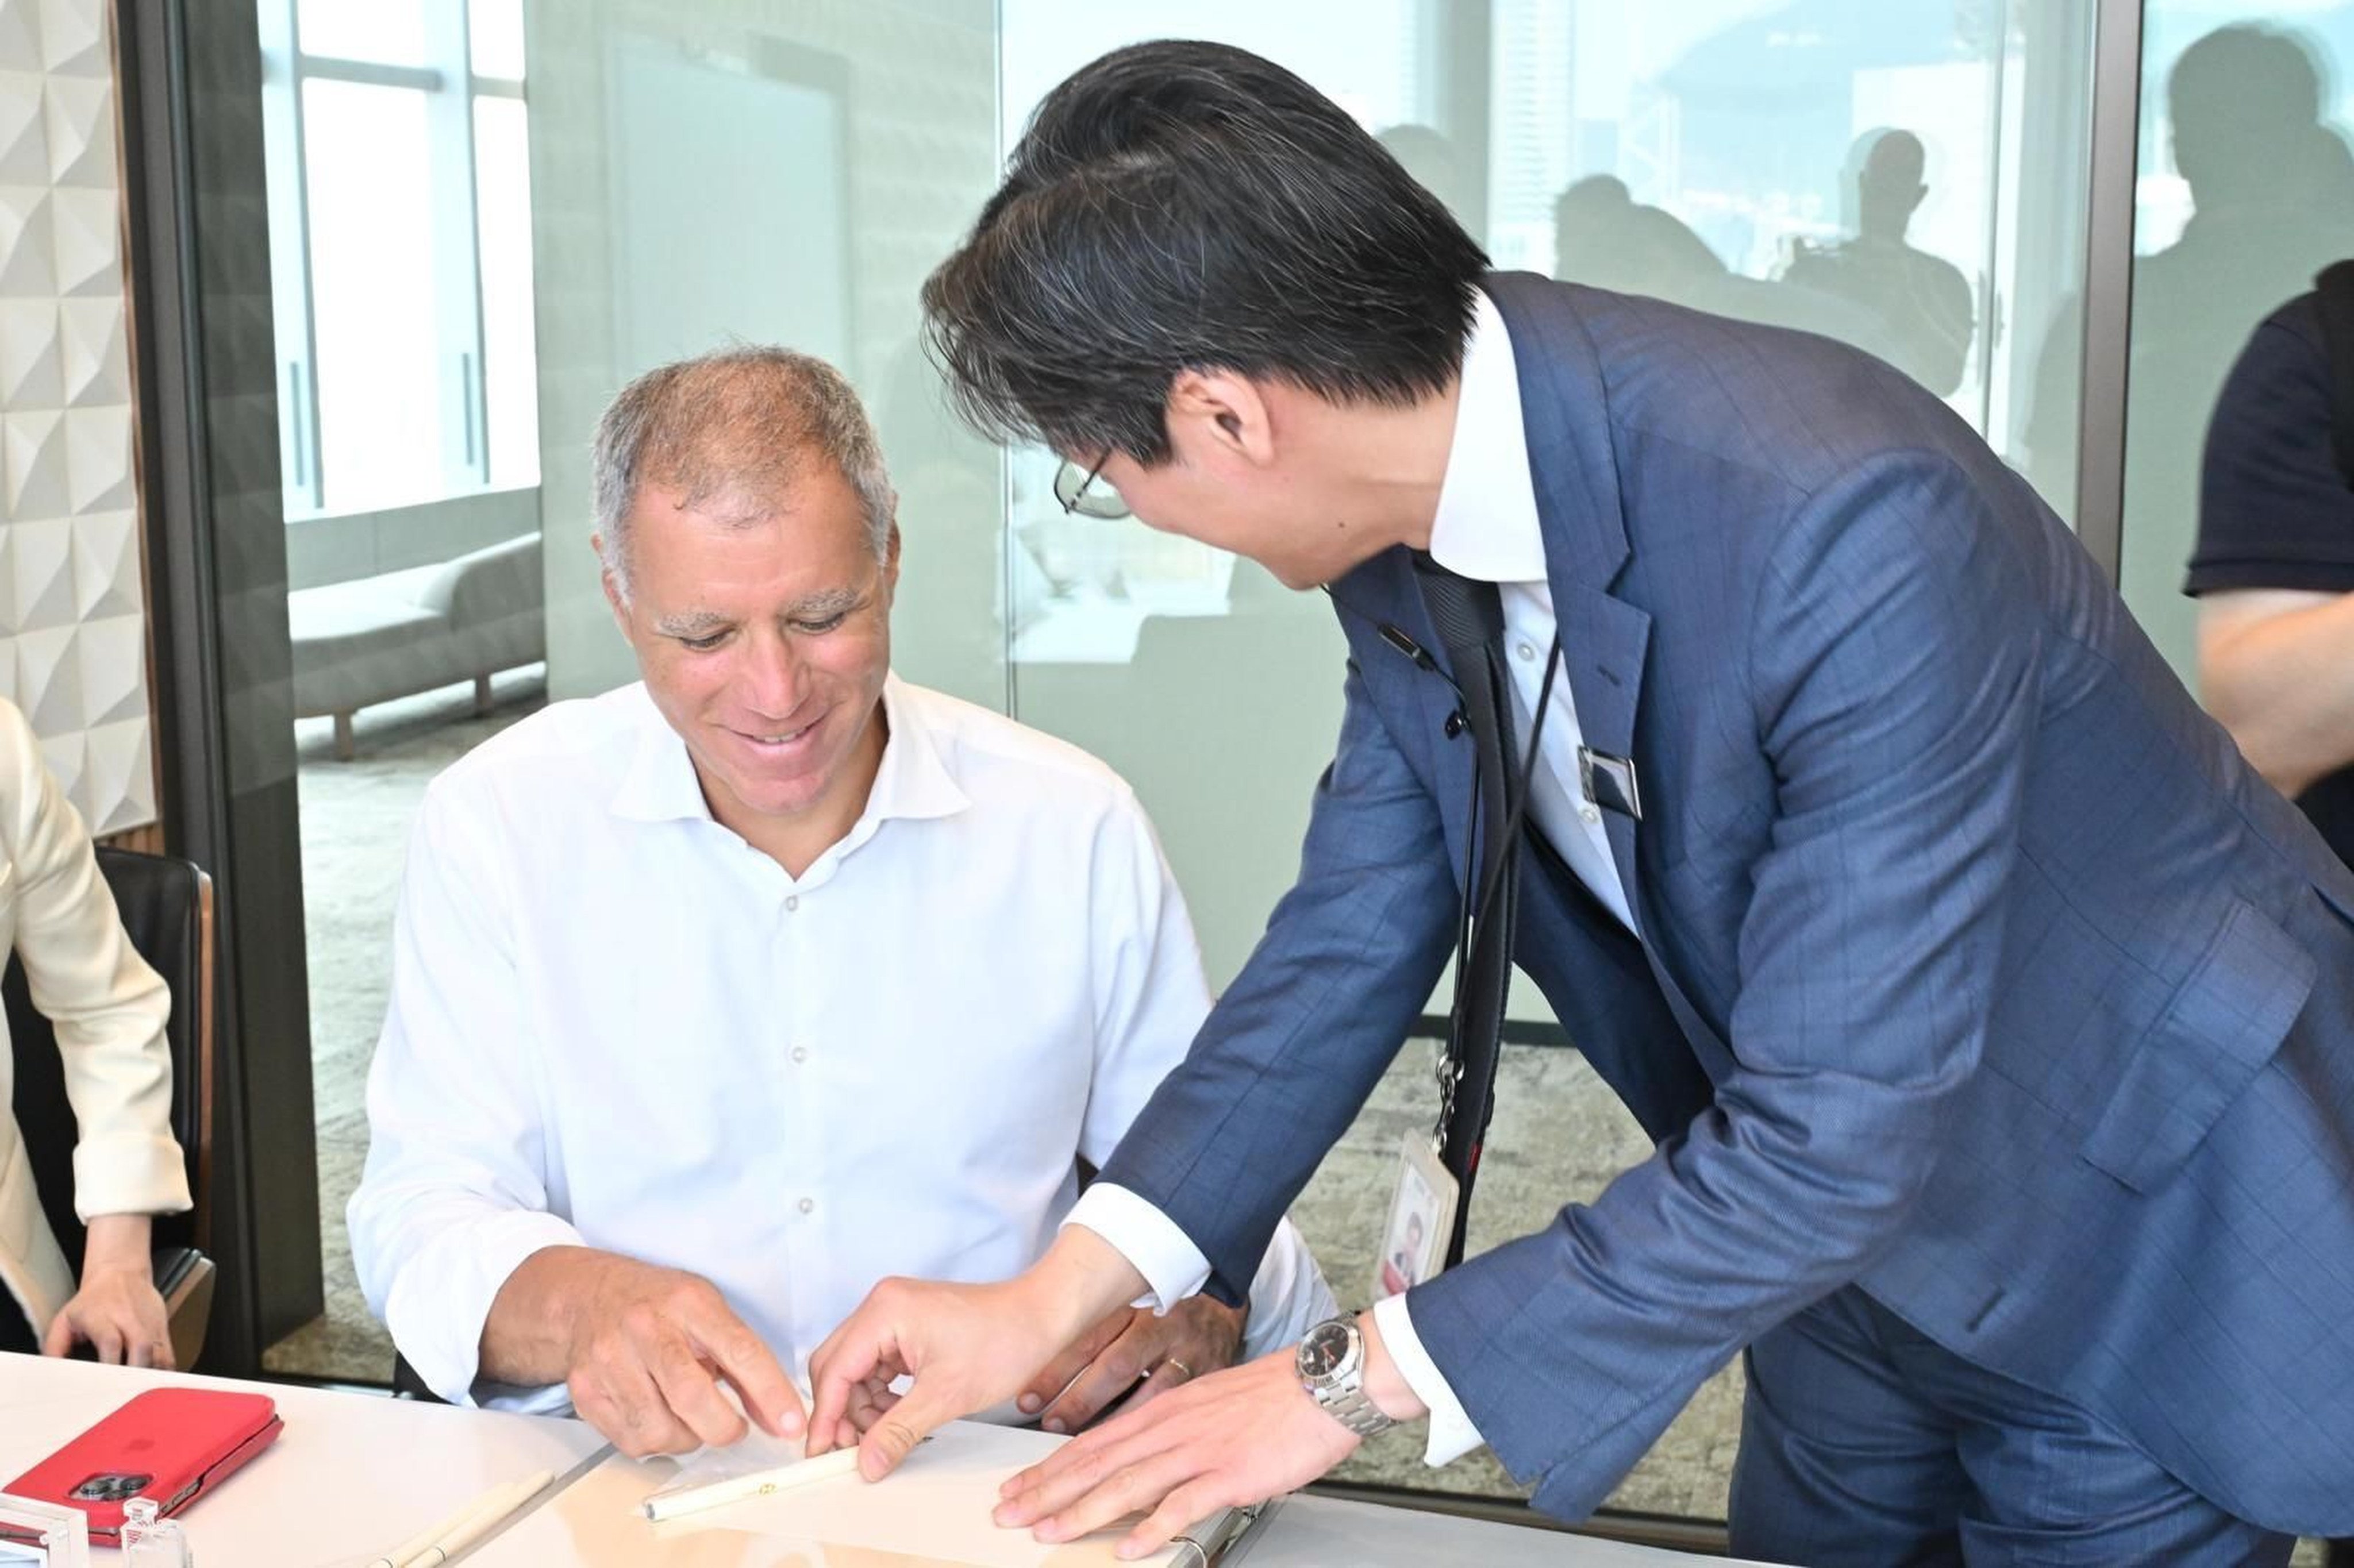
[610,672,968,830]
[1425,287,1549,587]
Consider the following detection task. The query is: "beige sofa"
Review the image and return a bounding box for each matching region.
[289,534,545,760]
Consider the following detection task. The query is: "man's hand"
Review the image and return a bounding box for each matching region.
[1018,1296,1244,1435]
[994,1346,1361,1559]
[43,1215,169,1367]
[483,1247,803,1458]
[806,1227,1146,1480]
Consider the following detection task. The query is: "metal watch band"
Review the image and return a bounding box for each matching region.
[1316,1380,1398,1439]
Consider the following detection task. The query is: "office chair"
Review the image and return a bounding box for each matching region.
[6,848,217,1368]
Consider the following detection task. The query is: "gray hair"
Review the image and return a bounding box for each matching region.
[591,346,898,597]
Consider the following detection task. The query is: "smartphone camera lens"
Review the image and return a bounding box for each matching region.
[69,1472,153,1502]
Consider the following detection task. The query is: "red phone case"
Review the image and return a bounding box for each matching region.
[3,1387,283,1542]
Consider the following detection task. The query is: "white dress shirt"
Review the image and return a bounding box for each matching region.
[351,675,1333,1412]
[1068,287,1629,1466]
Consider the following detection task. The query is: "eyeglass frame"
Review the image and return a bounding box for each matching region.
[1052,456,1133,521]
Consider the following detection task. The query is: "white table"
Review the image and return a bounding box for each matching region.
[472,1439,1769,1568]
[0,1354,606,1567]
[1,1357,1771,1567]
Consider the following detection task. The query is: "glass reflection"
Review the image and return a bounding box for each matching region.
[2117,13,2354,681]
[246,0,2120,1533]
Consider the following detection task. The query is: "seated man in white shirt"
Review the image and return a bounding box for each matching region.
[348,347,1333,1457]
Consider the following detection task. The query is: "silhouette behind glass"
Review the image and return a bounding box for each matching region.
[1782,129,1976,396]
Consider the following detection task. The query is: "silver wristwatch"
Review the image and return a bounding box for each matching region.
[1297,1316,1397,1438]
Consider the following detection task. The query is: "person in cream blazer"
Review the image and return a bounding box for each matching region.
[0,696,188,1365]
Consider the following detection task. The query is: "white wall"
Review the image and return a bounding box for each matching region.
[0,0,156,834]
[522,0,1004,708]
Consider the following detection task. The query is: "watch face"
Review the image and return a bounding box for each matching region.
[1299,1321,1352,1380]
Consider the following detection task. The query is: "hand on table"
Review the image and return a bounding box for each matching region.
[43,1225,171,1369]
[1018,1296,1244,1435]
[524,1250,803,1458]
[994,1344,1363,1560]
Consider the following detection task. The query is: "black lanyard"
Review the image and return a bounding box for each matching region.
[1432,633,1565,1191]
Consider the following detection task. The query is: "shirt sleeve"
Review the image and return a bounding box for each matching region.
[1063,1182,1214,1309]
[1371,1292,1485,1465]
[2189,298,2354,595]
[1067,786,1336,1353]
[1063,1184,1335,1361]
[347,770,583,1411]
[0,700,186,1222]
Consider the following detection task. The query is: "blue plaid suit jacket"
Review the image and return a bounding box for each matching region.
[1098,271,2354,1534]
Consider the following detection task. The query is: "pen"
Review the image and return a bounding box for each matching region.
[397,1469,553,1566]
[641,1444,876,1523]
[366,1480,503,1568]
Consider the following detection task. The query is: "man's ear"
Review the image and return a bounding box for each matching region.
[881,525,903,602]
[1168,369,1276,468]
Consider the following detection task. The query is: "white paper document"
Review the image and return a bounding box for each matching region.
[640,1420,1261,1567]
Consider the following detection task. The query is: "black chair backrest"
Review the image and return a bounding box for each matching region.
[6,848,209,1273]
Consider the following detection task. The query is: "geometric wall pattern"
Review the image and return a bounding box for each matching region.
[0,0,155,834]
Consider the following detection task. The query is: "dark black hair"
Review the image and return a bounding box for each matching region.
[921,40,1488,465]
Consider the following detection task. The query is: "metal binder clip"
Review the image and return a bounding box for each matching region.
[1578,745,1643,821]
[1171,1498,1274,1566]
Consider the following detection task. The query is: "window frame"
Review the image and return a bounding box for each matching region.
[257,1,529,520]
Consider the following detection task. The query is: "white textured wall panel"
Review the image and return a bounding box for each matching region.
[0,0,154,834]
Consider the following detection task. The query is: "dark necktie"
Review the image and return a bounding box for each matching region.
[1411,554,1522,1268]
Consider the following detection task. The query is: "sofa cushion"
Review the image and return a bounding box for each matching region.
[288,537,545,721]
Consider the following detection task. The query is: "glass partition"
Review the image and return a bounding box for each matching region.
[2115,4,2354,685]
[528,3,1006,711]
[1002,0,2101,1000]
[254,0,2105,1533]
[990,1,2100,1515]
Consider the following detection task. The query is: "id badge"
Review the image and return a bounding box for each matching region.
[1373,1132,1460,1301]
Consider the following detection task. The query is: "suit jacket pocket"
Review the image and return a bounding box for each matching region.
[2082,897,2315,1193]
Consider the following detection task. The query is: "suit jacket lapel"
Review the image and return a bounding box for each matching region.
[1486,272,1655,937]
[1328,560,1480,886]
[1487,271,1739,1086]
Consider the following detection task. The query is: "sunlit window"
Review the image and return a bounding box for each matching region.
[259,0,539,520]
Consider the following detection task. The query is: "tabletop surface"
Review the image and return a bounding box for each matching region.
[474,1424,1767,1568]
[0,1357,1771,1567]
[0,1354,606,1568]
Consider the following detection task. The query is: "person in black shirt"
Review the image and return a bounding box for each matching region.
[2189,291,2354,870]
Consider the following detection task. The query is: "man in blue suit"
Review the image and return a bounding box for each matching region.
[808,41,2354,1565]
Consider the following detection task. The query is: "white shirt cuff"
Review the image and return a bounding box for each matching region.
[381,1208,586,1408]
[1061,1184,1211,1312]
[1371,1292,1486,1466]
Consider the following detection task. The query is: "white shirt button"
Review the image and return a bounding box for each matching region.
[1580,804,1601,825]
[798,1197,815,1215]
[785,895,799,912]
[1516,641,1537,661]
[791,1046,807,1064]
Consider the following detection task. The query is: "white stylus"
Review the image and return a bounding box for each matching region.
[641,1442,916,1523]
[390,1469,553,1567]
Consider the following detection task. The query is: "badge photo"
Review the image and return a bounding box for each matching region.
[1375,1132,1460,1300]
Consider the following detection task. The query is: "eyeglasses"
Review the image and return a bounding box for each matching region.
[1052,456,1132,521]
